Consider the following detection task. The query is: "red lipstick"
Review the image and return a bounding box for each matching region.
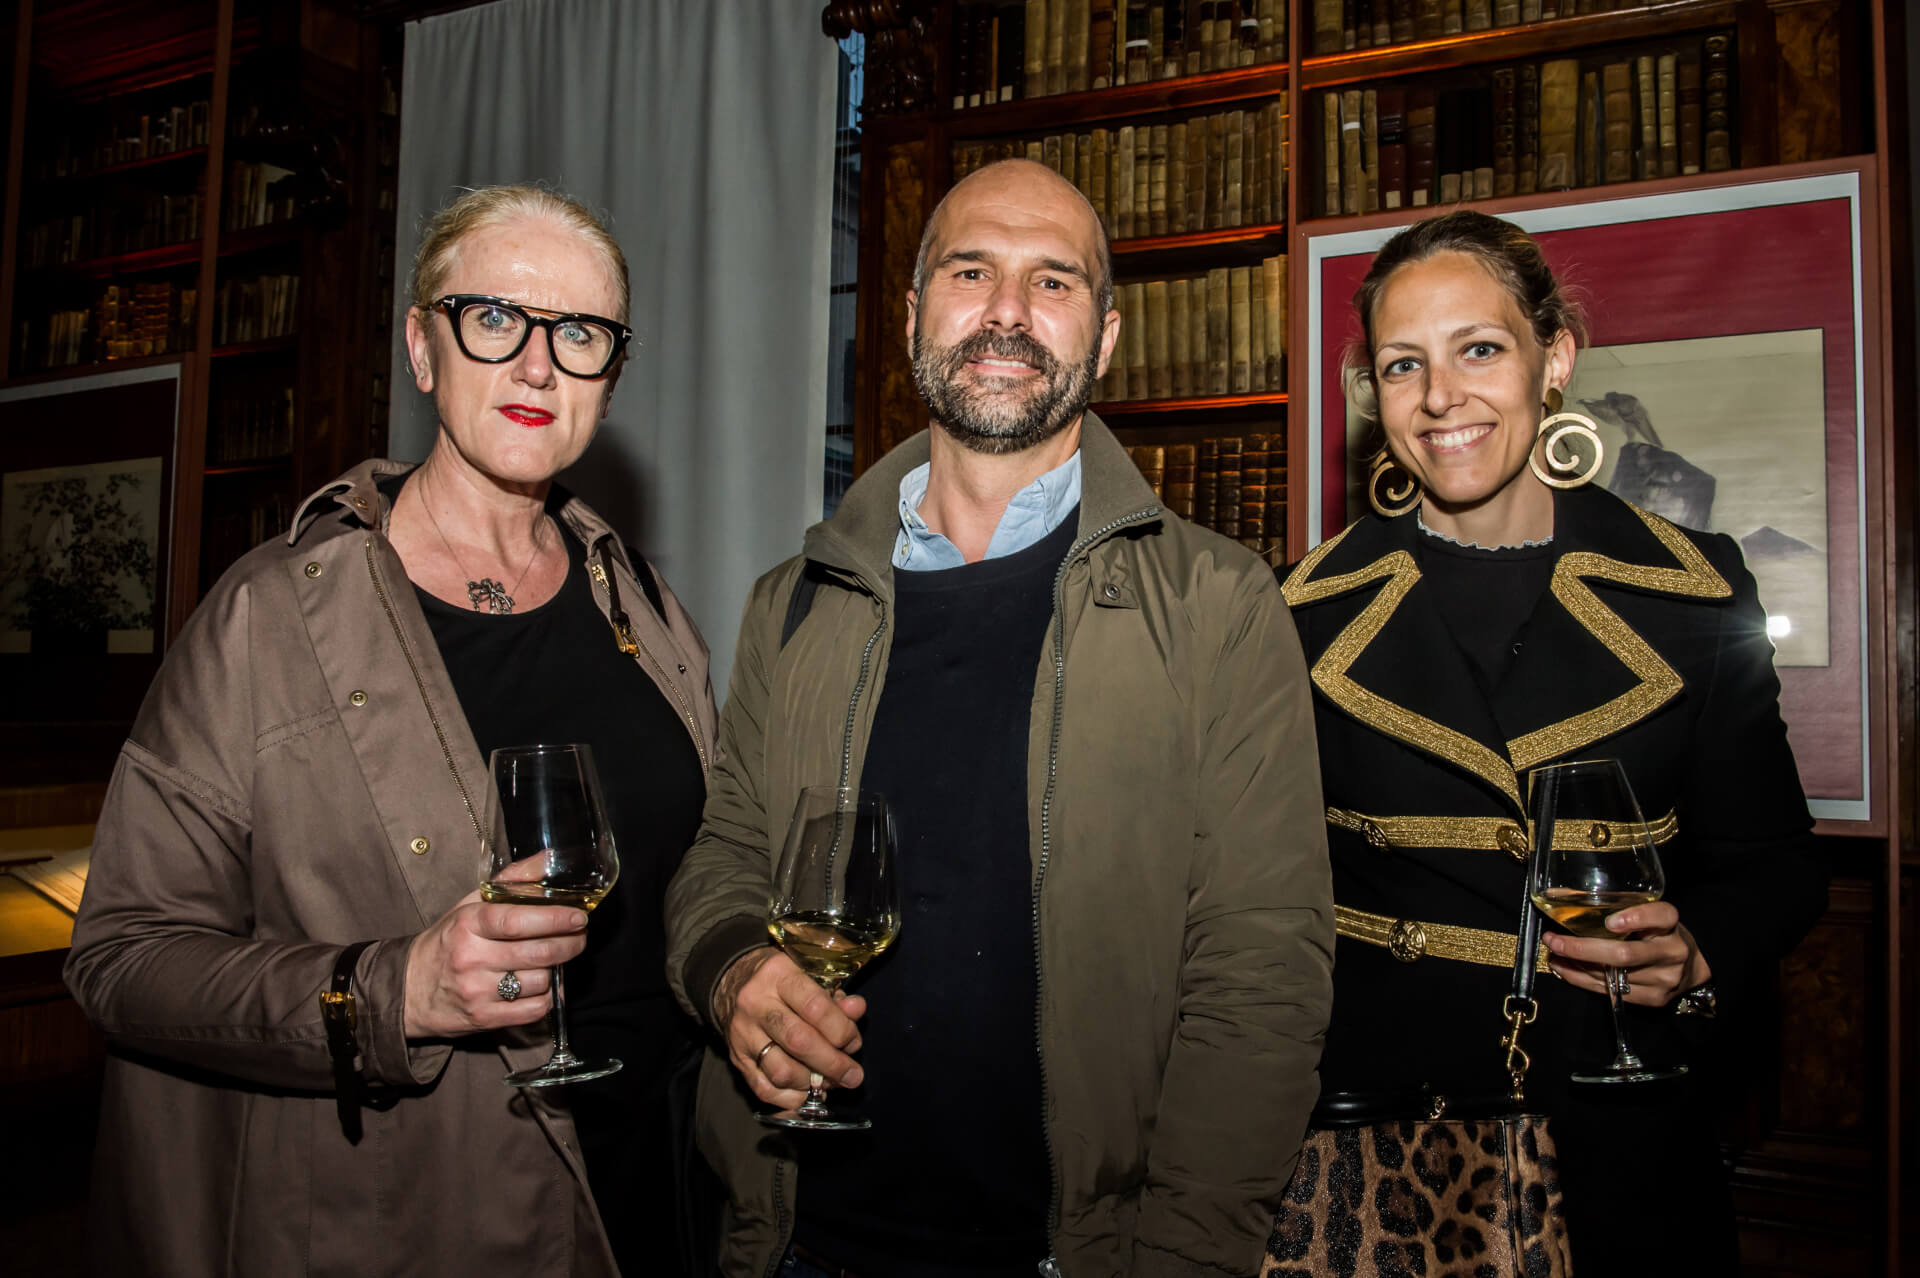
[500,404,554,427]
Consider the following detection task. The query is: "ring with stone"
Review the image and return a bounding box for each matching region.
[497,970,523,1001]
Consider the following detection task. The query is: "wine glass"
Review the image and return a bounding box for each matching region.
[479,742,622,1087]
[1526,757,1685,1084]
[759,785,901,1131]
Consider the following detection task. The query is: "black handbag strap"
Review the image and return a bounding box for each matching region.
[1501,838,1549,1103]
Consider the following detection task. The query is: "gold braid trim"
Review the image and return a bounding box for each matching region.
[1284,545,1525,813]
[1326,806,1678,857]
[1506,504,1731,771]
[1336,904,1553,972]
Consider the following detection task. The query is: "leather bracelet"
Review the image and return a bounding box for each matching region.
[320,940,376,1141]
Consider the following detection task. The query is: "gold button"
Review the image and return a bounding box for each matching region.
[409,836,429,855]
[348,690,367,707]
[1588,822,1612,848]
[353,497,369,509]
[1359,819,1389,850]
[304,562,323,578]
[1387,918,1427,963]
[1496,823,1529,861]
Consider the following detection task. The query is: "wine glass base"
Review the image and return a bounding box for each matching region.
[505,1055,623,1088]
[758,1109,871,1131]
[1570,1062,1687,1085]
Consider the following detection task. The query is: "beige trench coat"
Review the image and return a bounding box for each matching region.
[65,460,718,1278]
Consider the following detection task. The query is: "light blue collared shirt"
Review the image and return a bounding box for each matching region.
[892,451,1083,571]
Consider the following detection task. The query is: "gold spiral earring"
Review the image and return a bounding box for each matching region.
[1367,448,1422,517]
[1531,387,1604,490]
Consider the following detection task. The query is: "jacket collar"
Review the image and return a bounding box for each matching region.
[802,411,1160,591]
[287,458,634,574]
[1283,484,1731,815]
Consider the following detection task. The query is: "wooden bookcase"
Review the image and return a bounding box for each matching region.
[824,1,1904,1272]
[0,0,397,782]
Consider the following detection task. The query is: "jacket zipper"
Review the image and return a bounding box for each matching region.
[1034,506,1160,1253]
[763,1158,790,1278]
[364,540,485,846]
[589,553,710,774]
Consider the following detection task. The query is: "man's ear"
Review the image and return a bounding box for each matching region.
[1094,307,1121,380]
[905,289,919,350]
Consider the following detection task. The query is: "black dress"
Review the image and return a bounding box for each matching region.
[413,492,708,1278]
[1281,484,1828,1276]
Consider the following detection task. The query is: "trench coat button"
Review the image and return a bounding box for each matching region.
[353,497,369,509]
[409,836,430,855]
[1102,583,1120,601]
[1359,819,1389,849]
[677,664,686,674]
[304,562,323,578]
[1496,823,1529,861]
[348,690,368,707]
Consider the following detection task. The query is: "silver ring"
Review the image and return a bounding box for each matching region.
[497,971,523,1001]
[755,1040,779,1068]
[1618,971,1633,996]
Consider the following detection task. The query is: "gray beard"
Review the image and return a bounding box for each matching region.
[912,327,1101,456]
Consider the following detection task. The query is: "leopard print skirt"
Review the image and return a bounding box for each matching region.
[1259,1117,1572,1278]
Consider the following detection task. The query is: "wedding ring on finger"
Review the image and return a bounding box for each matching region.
[1618,971,1632,996]
[756,1040,779,1070]
[497,970,523,1001]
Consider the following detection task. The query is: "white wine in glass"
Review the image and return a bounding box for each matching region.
[760,785,901,1131]
[480,743,621,1088]
[1526,757,1684,1085]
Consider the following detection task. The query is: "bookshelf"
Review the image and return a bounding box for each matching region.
[825,1,1901,1272]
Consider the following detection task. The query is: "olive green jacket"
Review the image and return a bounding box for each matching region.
[665,416,1332,1278]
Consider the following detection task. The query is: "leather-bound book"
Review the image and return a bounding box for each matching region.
[1407,89,1438,206]
[1703,33,1734,172]
[1678,50,1703,174]
[1146,280,1172,399]
[1491,68,1517,196]
[1090,0,1117,88]
[1195,439,1219,529]
[1115,125,1137,238]
[1265,101,1287,220]
[1602,61,1633,184]
[1242,110,1259,221]
[1538,0,1556,16]
[1323,93,1344,217]
[1229,266,1252,393]
[1214,436,1243,537]
[1187,119,1208,230]
[1636,54,1657,179]
[1134,129,1154,238]
[1209,112,1230,229]
[1206,268,1230,395]
[1342,0,1357,50]
[1131,445,1165,497]
[1581,69,1603,187]
[1522,0,1540,18]
[1362,90,1380,214]
[1265,0,1285,61]
[951,4,973,108]
[1063,132,1081,190]
[1370,0,1392,47]
[1045,0,1067,94]
[1267,253,1286,388]
[1471,85,1494,199]
[1539,59,1578,190]
[1026,0,1050,96]
[1149,123,1170,235]
[1165,444,1198,518]
[1248,267,1267,392]
[1240,433,1268,547]
[1187,278,1208,395]
[1194,2,1215,71]
[1090,129,1112,233]
[1169,277,1193,398]
[976,7,999,105]
[1223,109,1246,227]
[1075,133,1094,199]
[1314,0,1342,54]
[1340,89,1364,215]
[1494,0,1519,24]
[1124,281,1149,400]
[1390,0,1415,42]
[1435,89,1467,204]
[1168,123,1189,233]
[1656,52,1678,176]
[1164,0,1188,77]
[1146,2,1164,75]
[1415,0,1443,41]
[1065,0,1090,92]
[1124,1,1150,83]
[1466,0,1491,30]
[1442,0,1464,36]
[1517,62,1540,193]
[1043,134,1063,178]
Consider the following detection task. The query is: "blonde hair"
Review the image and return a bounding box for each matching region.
[409,185,631,323]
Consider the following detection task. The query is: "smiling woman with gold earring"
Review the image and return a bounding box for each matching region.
[1277,209,1827,1275]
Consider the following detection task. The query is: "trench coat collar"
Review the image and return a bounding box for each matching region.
[1282,484,1732,816]
[801,411,1161,594]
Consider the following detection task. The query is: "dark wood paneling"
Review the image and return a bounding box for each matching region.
[871,138,927,464]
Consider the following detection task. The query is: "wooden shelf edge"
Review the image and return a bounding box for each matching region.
[0,352,188,389]
[210,336,297,358]
[939,61,1289,136]
[203,455,291,476]
[29,145,209,188]
[1299,0,1741,90]
[1114,223,1285,255]
[1096,392,1288,415]
[23,220,304,282]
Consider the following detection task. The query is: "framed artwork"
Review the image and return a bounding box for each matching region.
[0,362,184,726]
[1298,165,1881,826]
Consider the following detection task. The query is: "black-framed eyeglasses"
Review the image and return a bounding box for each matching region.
[431,294,633,379]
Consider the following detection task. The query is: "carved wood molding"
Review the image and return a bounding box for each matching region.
[821,0,936,117]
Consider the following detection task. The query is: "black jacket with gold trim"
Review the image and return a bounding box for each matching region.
[1281,482,1827,1101]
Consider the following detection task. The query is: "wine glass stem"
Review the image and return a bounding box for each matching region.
[549,963,576,1064]
[1606,966,1644,1070]
[797,976,841,1115]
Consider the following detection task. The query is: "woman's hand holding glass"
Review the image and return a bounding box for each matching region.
[1545,901,1710,1008]
[403,892,589,1037]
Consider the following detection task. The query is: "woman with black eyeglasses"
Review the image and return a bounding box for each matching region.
[67,185,716,1278]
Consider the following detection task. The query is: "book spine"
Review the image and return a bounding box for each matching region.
[1517,62,1540,194]
[1066,0,1091,92]
[1089,0,1116,88]
[1195,439,1219,529]
[1490,67,1517,197]
[1026,0,1049,97]
[1149,123,1170,235]
[1375,89,1406,210]
[1116,125,1137,238]
[1247,266,1267,391]
[1208,112,1229,229]
[1471,85,1494,200]
[1391,0,1415,42]
[1494,0,1520,24]
[1206,268,1230,394]
[1167,123,1189,233]
[1657,51,1679,177]
[1636,54,1658,180]
[1407,89,1437,206]
[1538,59,1579,191]
[1322,93,1343,218]
[1090,129,1112,234]
[1124,1,1150,83]
[1340,89,1364,215]
[1187,276,1208,397]
[1169,277,1193,398]
[1678,51,1703,175]
[1186,118,1208,230]
[1703,33,1735,172]
[1214,437,1242,538]
[1602,61,1633,184]
[1362,90,1380,215]
[1466,0,1492,31]
[1134,127,1153,239]
[1314,0,1343,54]
[999,9,1025,99]
[1146,279,1171,399]
[952,3,973,108]
[1240,433,1267,550]
[1271,253,1287,384]
[1046,0,1068,95]
[1124,281,1149,400]
[1229,266,1251,393]
[1165,444,1197,519]
[1443,0,1465,36]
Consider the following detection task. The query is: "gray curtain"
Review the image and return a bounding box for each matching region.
[394,0,837,695]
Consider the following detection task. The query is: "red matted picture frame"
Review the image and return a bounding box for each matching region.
[1294,162,1885,829]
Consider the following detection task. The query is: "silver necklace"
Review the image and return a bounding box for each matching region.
[416,476,546,615]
